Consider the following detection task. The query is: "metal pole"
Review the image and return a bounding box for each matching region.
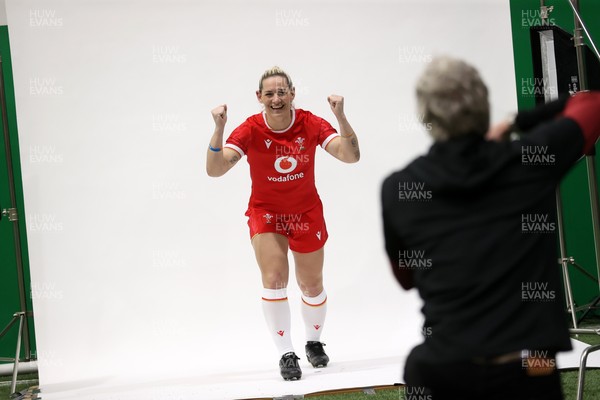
[9,312,24,395]
[572,0,588,91]
[540,0,546,24]
[557,191,579,328]
[0,55,31,359]
[540,0,552,26]
[567,0,600,62]
[571,328,600,334]
[576,344,600,400]
[541,0,578,326]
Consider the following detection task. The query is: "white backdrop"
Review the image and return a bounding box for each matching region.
[6,0,516,398]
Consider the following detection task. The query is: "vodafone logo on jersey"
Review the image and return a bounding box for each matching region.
[274,156,298,174]
[268,156,305,182]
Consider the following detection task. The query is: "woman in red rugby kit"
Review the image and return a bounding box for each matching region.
[206,66,360,380]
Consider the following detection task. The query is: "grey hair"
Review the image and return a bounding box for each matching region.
[259,66,293,92]
[416,56,489,141]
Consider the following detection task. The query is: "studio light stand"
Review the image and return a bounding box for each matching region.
[534,1,600,398]
[562,0,600,325]
[568,0,600,324]
[532,0,600,329]
[0,52,34,398]
[566,2,600,399]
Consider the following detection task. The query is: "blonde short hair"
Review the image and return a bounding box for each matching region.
[416,56,490,141]
[259,66,293,92]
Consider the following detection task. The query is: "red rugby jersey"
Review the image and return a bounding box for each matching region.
[225,109,339,213]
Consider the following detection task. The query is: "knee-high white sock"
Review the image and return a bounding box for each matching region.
[301,290,327,342]
[262,287,294,356]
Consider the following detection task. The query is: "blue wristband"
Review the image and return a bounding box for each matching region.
[209,144,222,152]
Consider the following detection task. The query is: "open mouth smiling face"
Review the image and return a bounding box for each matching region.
[257,76,295,118]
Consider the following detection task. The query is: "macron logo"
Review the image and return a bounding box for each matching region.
[316,231,321,240]
[265,139,272,149]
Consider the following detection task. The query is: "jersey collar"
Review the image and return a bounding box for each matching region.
[262,108,296,134]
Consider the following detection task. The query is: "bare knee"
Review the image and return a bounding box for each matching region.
[298,281,323,298]
[262,271,288,289]
[252,234,290,289]
[296,269,324,297]
[293,248,324,297]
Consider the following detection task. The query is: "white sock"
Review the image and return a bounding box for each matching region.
[262,287,294,356]
[301,289,327,342]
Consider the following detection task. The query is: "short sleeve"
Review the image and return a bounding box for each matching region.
[317,117,339,149]
[224,122,251,157]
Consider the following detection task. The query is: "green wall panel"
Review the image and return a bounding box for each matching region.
[510,0,600,317]
[0,25,35,362]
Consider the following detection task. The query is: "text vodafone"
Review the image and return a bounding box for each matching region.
[267,172,305,182]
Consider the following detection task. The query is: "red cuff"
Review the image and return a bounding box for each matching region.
[561,91,600,155]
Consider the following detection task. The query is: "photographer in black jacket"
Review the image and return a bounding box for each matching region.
[382,55,600,399]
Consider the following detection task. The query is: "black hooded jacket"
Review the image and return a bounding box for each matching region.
[381,97,581,361]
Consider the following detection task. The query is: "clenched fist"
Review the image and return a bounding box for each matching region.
[327,95,345,120]
[211,104,228,128]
